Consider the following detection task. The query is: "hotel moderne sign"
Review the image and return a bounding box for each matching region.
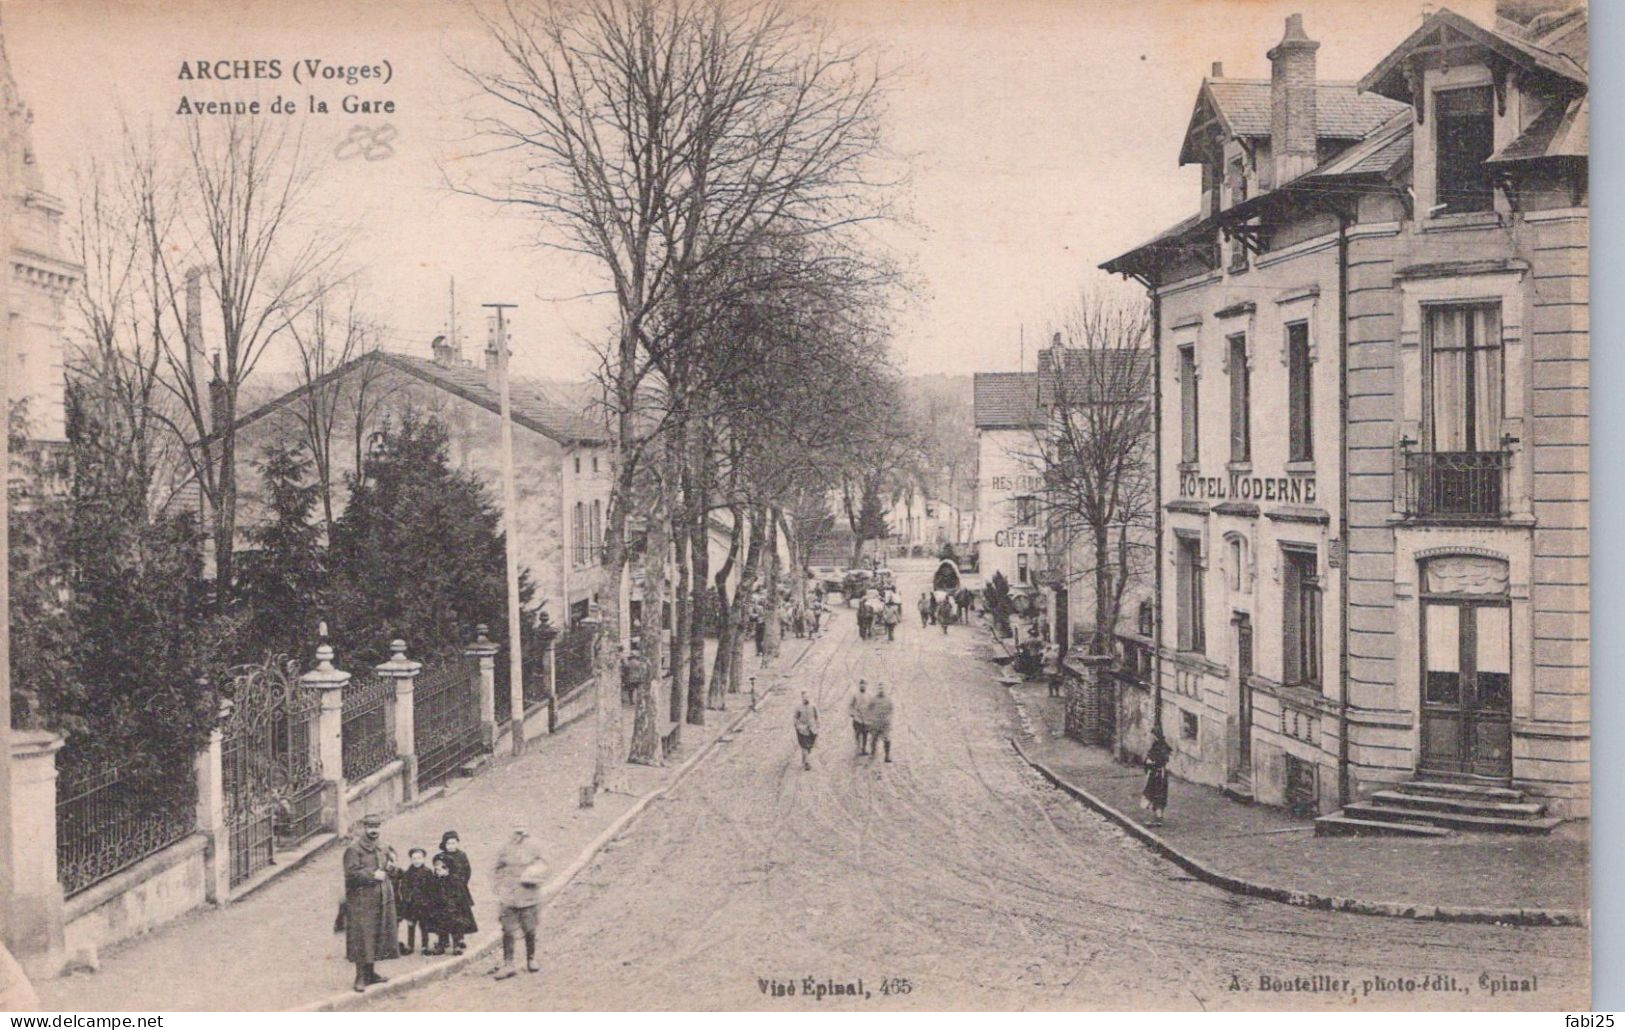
[1179,469,1317,506]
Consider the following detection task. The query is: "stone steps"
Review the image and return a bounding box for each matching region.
[1313,814,1453,838]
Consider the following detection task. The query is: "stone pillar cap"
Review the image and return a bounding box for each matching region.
[300,643,353,690]
[376,639,424,678]
[465,625,502,657]
[9,729,65,757]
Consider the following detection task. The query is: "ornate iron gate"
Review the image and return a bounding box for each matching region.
[414,655,486,789]
[219,657,324,887]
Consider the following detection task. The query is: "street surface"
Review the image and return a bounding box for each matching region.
[371,561,1588,1010]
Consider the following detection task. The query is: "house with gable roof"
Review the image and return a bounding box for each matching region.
[1102,5,1589,826]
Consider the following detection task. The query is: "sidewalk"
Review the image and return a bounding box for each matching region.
[1006,680,1589,919]
[39,637,815,1012]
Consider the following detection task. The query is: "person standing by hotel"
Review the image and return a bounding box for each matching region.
[1143,728,1172,827]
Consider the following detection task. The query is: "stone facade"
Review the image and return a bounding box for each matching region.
[232,351,612,628]
[1103,8,1590,818]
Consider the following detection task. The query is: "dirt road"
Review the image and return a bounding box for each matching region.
[370,561,1587,1011]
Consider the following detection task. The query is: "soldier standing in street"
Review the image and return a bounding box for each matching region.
[342,813,399,993]
[868,684,895,763]
[490,826,547,980]
[793,691,821,770]
[849,679,872,755]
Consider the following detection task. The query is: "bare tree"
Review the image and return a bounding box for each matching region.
[129,117,345,603]
[1015,285,1155,655]
[285,292,383,531]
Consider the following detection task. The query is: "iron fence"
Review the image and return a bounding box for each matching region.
[414,654,486,789]
[1402,449,1509,520]
[56,755,197,897]
[556,624,598,696]
[220,656,324,886]
[342,673,397,782]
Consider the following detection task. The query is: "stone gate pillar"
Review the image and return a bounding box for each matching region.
[375,640,422,800]
[465,626,500,748]
[8,731,65,979]
[301,645,352,837]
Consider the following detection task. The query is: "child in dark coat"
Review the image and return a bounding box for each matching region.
[430,830,478,954]
[394,848,436,954]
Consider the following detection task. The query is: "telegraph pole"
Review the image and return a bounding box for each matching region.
[485,303,527,756]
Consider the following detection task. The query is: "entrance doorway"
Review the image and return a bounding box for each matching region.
[1419,556,1513,779]
[1234,612,1254,781]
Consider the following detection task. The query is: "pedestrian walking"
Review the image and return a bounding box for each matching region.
[849,680,871,754]
[1142,729,1172,826]
[490,827,547,979]
[342,813,399,993]
[938,597,952,633]
[882,600,899,641]
[793,691,821,770]
[868,684,895,763]
[394,847,435,955]
[856,599,871,640]
[918,592,932,627]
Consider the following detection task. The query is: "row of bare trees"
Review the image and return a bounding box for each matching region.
[462,0,907,790]
[68,117,372,598]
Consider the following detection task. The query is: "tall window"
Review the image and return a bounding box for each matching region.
[1282,548,1321,687]
[590,499,603,555]
[1287,322,1313,462]
[1424,304,1503,452]
[1179,345,1199,463]
[1228,335,1250,463]
[1435,86,1495,214]
[1017,552,1030,585]
[573,501,586,564]
[1175,534,1205,653]
[1015,495,1037,525]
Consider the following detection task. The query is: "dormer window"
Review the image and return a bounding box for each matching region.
[1435,85,1495,214]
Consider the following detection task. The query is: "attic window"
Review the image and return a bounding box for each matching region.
[1435,86,1495,214]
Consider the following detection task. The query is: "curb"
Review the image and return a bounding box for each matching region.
[1009,737,1587,929]
[297,676,787,1012]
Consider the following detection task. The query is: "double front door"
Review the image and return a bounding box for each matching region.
[1420,598,1512,779]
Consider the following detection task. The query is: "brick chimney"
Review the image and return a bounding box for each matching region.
[184,267,205,399]
[1268,13,1320,186]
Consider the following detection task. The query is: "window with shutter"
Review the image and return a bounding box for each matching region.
[1228,335,1249,463]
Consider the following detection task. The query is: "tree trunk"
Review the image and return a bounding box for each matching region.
[668,426,690,738]
[762,508,781,659]
[213,400,238,603]
[707,506,743,709]
[685,450,710,725]
[1093,522,1112,656]
[592,509,630,794]
[669,512,689,737]
[628,488,667,765]
[729,506,766,693]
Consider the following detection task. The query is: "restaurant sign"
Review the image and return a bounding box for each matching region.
[1179,471,1317,505]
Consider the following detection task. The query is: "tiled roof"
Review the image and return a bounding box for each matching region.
[232,351,611,445]
[972,373,1042,430]
[1361,8,1586,101]
[1201,80,1409,140]
[1490,95,1587,163]
[1035,348,1153,406]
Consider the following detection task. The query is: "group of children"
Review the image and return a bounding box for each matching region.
[393,830,480,956]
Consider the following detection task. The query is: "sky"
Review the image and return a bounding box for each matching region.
[3,0,1493,383]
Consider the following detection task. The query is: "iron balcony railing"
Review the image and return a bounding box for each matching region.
[1402,449,1510,520]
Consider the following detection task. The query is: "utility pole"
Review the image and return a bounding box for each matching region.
[484,303,526,756]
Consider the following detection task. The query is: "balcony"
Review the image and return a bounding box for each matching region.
[1401,450,1509,521]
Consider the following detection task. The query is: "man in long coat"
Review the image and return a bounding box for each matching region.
[343,813,399,992]
[491,826,547,979]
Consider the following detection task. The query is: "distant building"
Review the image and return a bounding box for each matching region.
[1104,8,1590,819]
[230,339,613,631]
[972,372,1045,593]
